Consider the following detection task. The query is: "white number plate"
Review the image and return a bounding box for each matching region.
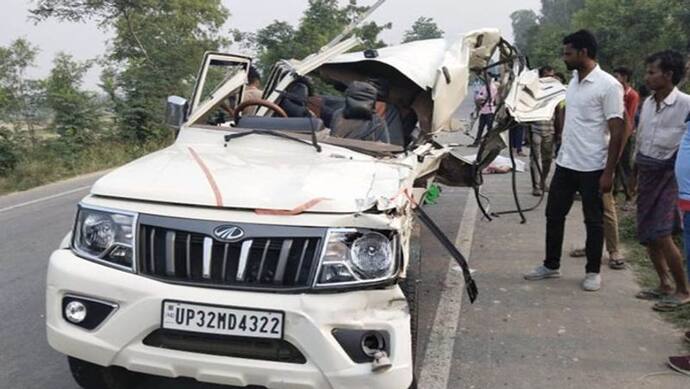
[161,301,284,339]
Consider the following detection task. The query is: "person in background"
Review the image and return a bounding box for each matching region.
[470,76,498,147]
[613,67,640,203]
[634,50,690,311]
[667,120,690,376]
[529,66,559,196]
[524,30,626,292]
[241,66,263,116]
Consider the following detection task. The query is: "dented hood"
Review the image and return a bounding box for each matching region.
[91,127,412,213]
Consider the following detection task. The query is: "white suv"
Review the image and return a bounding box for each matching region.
[46,29,522,389]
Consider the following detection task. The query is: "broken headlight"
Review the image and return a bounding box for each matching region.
[72,205,137,271]
[315,228,398,288]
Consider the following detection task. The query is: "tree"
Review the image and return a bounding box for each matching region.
[510,0,586,72]
[32,0,230,141]
[572,0,688,86]
[402,17,444,43]
[0,39,44,146]
[44,53,102,144]
[510,10,538,53]
[235,0,391,76]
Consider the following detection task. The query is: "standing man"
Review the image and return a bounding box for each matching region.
[524,30,626,291]
[530,66,560,196]
[241,66,263,116]
[634,50,690,310]
[613,67,640,203]
[570,67,637,269]
[470,77,498,147]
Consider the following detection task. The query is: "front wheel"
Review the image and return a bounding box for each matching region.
[400,224,422,389]
[68,357,140,389]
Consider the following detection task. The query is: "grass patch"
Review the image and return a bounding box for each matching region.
[619,207,690,331]
[0,138,171,195]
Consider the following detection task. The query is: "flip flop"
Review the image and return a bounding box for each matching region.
[634,289,670,300]
[653,296,690,312]
[569,248,586,258]
[608,258,626,270]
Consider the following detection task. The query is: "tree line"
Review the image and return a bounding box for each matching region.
[0,0,443,193]
[511,0,690,89]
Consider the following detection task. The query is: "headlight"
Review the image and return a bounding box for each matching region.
[315,229,398,287]
[72,205,137,271]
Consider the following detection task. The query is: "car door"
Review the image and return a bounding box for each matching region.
[187,52,253,125]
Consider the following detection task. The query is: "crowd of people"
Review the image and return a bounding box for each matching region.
[508,29,690,377]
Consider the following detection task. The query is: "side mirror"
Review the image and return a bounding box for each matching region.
[165,96,189,129]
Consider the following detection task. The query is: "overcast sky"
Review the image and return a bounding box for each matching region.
[2,0,541,89]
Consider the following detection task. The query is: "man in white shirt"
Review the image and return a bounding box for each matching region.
[524,30,626,291]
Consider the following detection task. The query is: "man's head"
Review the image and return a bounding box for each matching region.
[539,66,555,78]
[644,50,686,91]
[248,66,261,87]
[613,67,633,86]
[562,30,598,71]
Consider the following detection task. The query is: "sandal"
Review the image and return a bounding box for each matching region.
[569,248,586,258]
[653,296,690,312]
[608,258,626,270]
[635,289,671,300]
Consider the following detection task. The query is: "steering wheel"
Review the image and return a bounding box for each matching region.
[234,99,288,122]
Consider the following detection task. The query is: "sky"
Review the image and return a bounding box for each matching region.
[1,0,541,89]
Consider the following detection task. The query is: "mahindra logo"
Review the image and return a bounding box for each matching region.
[213,225,245,242]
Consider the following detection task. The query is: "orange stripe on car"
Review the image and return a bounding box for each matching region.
[188,147,224,207]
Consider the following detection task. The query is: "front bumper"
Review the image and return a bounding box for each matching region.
[46,249,413,389]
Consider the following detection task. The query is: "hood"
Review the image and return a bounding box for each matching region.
[91,127,412,213]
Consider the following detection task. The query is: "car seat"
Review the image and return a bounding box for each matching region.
[330,81,390,143]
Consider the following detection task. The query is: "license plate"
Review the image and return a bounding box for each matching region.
[161,300,284,339]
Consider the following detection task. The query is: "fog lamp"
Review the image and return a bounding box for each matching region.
[65,301,87,324]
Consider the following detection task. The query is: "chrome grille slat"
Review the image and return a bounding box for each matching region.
[185,233,191,277]
[273,239,293,283]
[257,239,271,281]
[165,231,176,276]
[294,240,309,283]
[221,243,230,281]
[236,240,253,281]
[202,237,213,279]
[149,228,156,273]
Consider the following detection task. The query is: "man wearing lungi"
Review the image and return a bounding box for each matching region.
[634,50,690,311]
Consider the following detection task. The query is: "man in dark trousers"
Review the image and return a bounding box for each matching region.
[524,30,626,291]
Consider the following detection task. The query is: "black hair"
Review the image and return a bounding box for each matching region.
[613,66,633,81]
[562,30,598,60]
[248,66,261,84]
[554,72,566,83]
[645,50,686,85]
[638,84,651,99]
[538,66,555,77]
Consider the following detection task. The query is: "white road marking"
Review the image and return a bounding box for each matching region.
[418,192,478,389]
[0,185,91,214]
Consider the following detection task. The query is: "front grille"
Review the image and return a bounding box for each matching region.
[137,215,324,291]
[143,329,307,364]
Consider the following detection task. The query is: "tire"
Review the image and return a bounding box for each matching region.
[400,224,422,389]
[68,357,139,389]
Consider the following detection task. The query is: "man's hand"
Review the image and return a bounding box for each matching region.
[599,170,614,193]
